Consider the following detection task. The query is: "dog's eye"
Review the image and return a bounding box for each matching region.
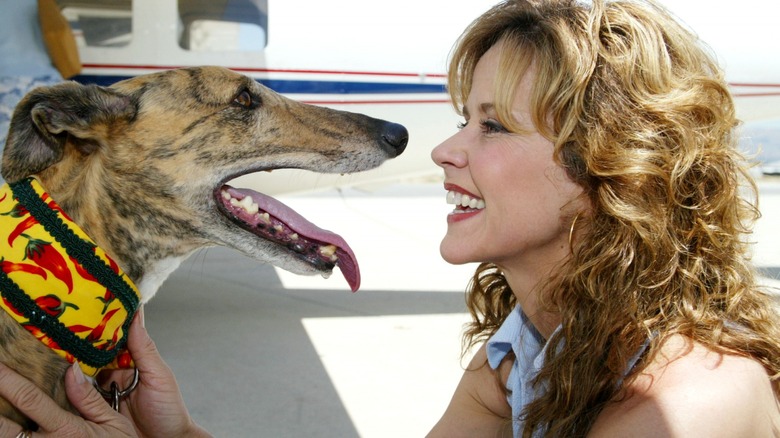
[233,90,253,108]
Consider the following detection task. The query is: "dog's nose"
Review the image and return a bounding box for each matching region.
[380,122,409,157]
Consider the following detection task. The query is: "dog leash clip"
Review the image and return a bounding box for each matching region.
[94,367,140,411]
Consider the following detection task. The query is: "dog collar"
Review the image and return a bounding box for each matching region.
[0,178,140,377]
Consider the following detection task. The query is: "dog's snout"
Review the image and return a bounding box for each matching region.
[380,122,408,158]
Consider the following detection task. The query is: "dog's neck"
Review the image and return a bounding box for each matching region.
[134,255,187,300]
[32,171,195,302]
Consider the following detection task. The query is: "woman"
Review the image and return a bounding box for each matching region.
[1,1,779,437]
[428,0,780,436]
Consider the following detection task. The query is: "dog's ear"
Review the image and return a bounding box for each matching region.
[1,81,136,183]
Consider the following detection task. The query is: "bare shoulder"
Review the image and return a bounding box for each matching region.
[589,335,780,437]
[427,344,513,437]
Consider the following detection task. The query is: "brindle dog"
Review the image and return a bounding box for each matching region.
[0,66,407,426]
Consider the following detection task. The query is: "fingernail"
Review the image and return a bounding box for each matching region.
[138,306,145,328]
[72,361,86,385]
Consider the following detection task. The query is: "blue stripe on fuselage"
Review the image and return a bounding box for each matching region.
[72,74,446,94]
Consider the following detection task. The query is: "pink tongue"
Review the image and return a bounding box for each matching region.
[226,187,360,292]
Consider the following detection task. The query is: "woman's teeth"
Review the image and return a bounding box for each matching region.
[446,190,485,209]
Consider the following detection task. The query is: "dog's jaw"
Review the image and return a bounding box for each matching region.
[215,185,360,291]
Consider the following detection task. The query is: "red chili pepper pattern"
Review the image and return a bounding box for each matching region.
[34,294,79,317]
[97,289,116,315]
[0,180,140,376]
[87,308,119,343]
[22,236,75,294]
[1,258,49,280]
[7,216,35,247]
[72,255,98,282]
[2,296,23,318]
[114,350,133,368]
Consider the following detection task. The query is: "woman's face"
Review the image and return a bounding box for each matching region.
[432,43,585,282]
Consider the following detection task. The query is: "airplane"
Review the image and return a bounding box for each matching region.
[35,0,780,194]
[2,4,777,435]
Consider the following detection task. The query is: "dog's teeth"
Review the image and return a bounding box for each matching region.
[239,196,259,214]
[229,198,241,207]
[290,233,299,240]
[221,190,231,200]
[319,245,337,258]
[274,225,284,233]
[260,213,271,224]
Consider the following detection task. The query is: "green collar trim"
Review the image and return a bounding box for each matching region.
[0,178,139,370]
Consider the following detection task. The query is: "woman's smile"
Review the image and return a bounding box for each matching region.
[445,184,485,223]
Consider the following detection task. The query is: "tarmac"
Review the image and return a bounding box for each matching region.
[143,175,780,438]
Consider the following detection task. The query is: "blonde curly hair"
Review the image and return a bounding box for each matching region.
[448,0,780,436]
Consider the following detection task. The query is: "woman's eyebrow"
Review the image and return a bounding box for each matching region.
[462,103,496,119]
[480,103,495,114]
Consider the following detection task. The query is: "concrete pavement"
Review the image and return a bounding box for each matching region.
[143,177,780,437]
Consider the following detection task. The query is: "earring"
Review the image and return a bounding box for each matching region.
[568,213,580,250]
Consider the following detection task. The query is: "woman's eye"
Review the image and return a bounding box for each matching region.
[233,90,253,108]
[481,119,507,134]
[456,118,506,133]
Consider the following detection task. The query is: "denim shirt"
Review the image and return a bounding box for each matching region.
[486,305,650,437]
[486,305,556,437]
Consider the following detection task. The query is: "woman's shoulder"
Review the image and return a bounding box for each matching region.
[589,334,780,437]
[427,344,513,437]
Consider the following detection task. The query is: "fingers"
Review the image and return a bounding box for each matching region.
[65,362,124,425]
[0,416,26,438]
[63,363,138,437]
[0,358,135,437]
[0,362,77,431]
[127,308,160,366]
[126,309,174,382]
[96,307,170,388]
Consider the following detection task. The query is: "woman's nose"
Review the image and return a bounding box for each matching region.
[431,131,467,169]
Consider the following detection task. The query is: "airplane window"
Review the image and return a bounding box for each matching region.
[178,0,268,52]
[58,0,133,48]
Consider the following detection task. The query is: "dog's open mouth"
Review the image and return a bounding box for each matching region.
[216,185,360,291]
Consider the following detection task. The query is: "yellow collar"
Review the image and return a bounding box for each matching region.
[0,178,140,377]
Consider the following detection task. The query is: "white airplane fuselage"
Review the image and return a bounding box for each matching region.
[63,0,780,194]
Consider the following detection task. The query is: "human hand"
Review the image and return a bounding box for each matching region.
[0,308,210,438]
[0,360,137,437]
[91,308,211,438]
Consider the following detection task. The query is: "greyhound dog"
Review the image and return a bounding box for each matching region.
[0,66,407,426]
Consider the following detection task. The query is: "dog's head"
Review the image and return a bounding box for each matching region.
[2,66,407,296]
